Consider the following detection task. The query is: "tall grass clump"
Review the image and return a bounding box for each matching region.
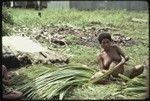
[17,65,95,100]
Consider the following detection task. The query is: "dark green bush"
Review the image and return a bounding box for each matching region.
[2,7,14,24]
[2,7,14,36]
[2,21,11,36]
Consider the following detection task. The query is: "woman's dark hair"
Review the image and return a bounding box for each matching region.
[98,33,112,44]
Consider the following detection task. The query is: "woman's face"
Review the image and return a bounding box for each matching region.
[100,39,111,50]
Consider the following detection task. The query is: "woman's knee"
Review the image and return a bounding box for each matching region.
[135,65,145,72]
[130,65,144,79]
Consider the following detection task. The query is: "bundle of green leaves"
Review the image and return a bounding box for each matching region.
[119,71,148,97]
[17,65,95,100]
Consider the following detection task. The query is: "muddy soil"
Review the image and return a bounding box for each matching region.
[10,23,139,48]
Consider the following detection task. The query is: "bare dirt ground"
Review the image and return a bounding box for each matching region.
[3,36,47,53]
[11,23,139,48]
[2,36,69,68]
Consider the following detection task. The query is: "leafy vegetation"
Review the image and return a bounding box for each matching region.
[118,70,148,99]
[15,65,94,100]
[2,7,14,36]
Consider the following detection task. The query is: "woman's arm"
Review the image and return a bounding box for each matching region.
[115,45,129,61]
[97,53,105,70]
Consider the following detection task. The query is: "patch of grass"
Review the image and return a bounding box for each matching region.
[65,83,121,100]
[12,64,59,85]
[9,8,148,28]
[63,45,99,67]
[123,45,148,65]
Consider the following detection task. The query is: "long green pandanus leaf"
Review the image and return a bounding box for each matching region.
[42,78,87,99]
[35,68,93,85]
[123,87,147,93]
[17,82,35,92]
[35,72,90,86]
[59,86,72,100]
[61,64,88,68]
[24,87,35,95]
[35,75,75,92]
[118,74,146,87]
[39,66,93,79]
[137,73,146,79]
[118,73,132,81]
[33,73,90,94]
[60,65,95,74]
[45,77,75,99]
[90,58,126,83]
[34,69,51,77]
[46,79,87,99]
[26,89,37,99]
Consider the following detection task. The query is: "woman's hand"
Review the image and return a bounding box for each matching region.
[121,56,129,64]
[102,70,108,73]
